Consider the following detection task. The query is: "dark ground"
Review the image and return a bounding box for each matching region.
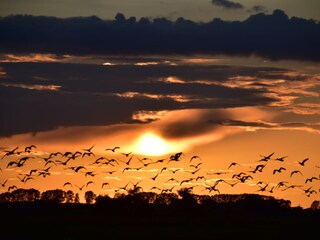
[0,202,319,240]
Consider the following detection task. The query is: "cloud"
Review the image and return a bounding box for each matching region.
[0,10,320,61]
[248,5,268,14]
[1,57,319,138]
[213,119,320,134]
[211,0,244,9]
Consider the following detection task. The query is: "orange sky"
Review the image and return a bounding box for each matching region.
[0,56,319,208]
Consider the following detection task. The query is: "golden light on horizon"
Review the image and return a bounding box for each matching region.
[133,132,173,156]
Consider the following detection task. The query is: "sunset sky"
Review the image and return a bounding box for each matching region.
[0,0,320,208]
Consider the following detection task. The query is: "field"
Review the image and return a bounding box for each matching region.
[1,201,319,240]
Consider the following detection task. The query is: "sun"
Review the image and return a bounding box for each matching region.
[134,132,171,156]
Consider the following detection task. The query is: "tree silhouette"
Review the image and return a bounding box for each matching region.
[9,188,40,202]
[84,191,96,204]
[74,193,80,203]
[177,188,197,203]
[0,192,12,203]
[311,200,320,210]
[41,189,66,203]
[65,190,74,203]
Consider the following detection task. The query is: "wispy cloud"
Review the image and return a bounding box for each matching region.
[211,0,244,9]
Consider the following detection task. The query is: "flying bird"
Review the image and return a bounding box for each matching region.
[305,176,319,184]
[227,162,240,169]
[86,181,94,187]
[63,182,73,187]
[101,182,110,188]
[298,158,309,166]
[189,155,201,163]
[82,152,95,158]
[83,145,95,152]
[105,146,120,152]
[259,152,275,161]
[2,146,19,159]
[0,179,8,187]
[120,155,134,165]
[165,178,179,183]
[190,162,202,169]
[290,170,303,177]
[75,184,85,191]
[24,145,37,153]
[121,151,132,157]
[7,185,17,191]
[273,167,286,175]
[274,156,288,162]
[150,173,160,181]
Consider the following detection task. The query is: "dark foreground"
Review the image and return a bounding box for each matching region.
[1,202,319,240]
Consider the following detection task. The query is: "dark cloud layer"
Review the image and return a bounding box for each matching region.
[0,10,320,61]
[211,0,244,9]
[0,62,278,137]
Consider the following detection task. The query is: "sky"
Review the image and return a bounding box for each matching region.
[0,1,320,208]
[1,0,320,22]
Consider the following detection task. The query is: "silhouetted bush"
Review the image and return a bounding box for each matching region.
[0,188,40,202]
[41,189,66,203]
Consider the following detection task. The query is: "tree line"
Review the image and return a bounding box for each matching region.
[1,187,319,211]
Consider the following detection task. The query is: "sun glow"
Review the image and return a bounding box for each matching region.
[134,132,172,156]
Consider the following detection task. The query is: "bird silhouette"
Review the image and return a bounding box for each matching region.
[274,156,287,162]
[105,146,120,152]
[196,176,206,181]
[273,167,286,175]
[73,166,86,173]
[119,183,129,191]
[0,179,8,187]
[305,176,319,184]
[161,186,175,194]
[86,181,94,187]
[150,173,160,181]
[165,178,179,183]
[7,185,17,191]
[150,186,161,191]
[259,152,275,161]
[90,157,107,165]
[75,184,85,191]
[190,162,202,168]
[257,183,269,192]
[121,151,132,157]
[82,152,95,158]
[63,182,73,187]
[120,155,134,165]
[180,178,193,186]
[290,170,303,177]
[49,152,62,158]
[122,167,132,173]
[282,184,302,191]
[44,159,57,167]
[101,182,110,188]
[275,181,288,189]
[2,146,19,159]
[85,171,97,177]
[169,168,180,174]
[130,180,142,188]
[103,170,117,175]
[83,145,95,152]
[189,168,200,175]
[24,145,37,153]
[189,155,201,163]
[298,158,309,166]
[168,152,183,163]
[227,162,240,169]
[160,167,167,174]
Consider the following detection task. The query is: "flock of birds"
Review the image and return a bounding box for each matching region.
[0,145,319,202]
